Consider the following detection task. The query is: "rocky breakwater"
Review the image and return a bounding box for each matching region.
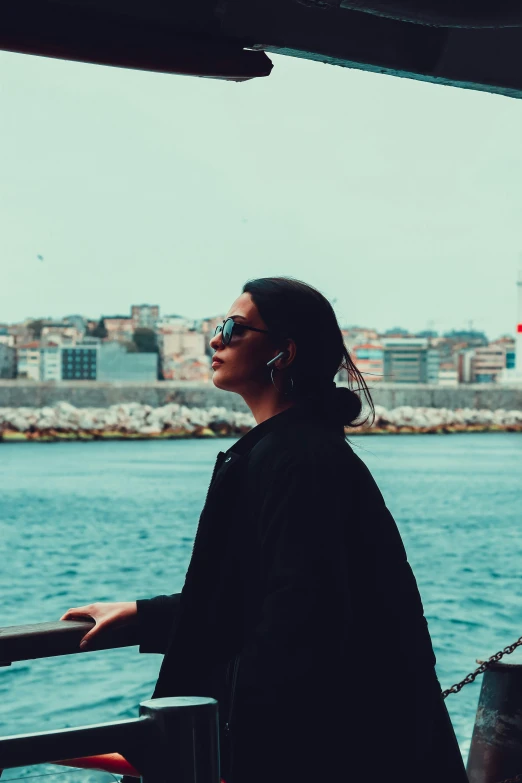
[0,402,521,442]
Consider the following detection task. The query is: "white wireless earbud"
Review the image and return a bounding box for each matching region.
[266,351,286,367]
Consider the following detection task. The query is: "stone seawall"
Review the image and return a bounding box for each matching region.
[1,381,521,411]
[1,401,521,442]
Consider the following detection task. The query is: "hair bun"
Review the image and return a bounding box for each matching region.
[301,382,362,427]
[331,386,362,427]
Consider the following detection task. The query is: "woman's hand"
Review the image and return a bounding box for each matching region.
[59,602,138,650]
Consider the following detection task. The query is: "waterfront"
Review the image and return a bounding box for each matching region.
[1,433,522,779]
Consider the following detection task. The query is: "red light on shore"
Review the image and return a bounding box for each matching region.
[518,324,522,333]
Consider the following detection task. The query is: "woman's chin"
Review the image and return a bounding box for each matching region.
[211,372,227,391]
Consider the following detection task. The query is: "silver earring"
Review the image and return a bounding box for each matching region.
[271,367,294,396]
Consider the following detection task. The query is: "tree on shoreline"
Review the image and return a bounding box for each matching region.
[131,327,157,353]
[87,318,108,339]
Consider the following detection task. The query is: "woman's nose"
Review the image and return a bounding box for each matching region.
[209,332,221,350]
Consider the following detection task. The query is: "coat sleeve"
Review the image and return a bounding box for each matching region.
[234,453,352,705]
[135,593,182,654]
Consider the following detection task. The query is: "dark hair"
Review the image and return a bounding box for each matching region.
[242,276,375,430]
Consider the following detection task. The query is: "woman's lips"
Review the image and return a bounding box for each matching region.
[212,359,223,368]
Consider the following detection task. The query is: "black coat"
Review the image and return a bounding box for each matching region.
[136,403,468,783]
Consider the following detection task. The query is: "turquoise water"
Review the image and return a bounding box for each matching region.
[1,433,521,778]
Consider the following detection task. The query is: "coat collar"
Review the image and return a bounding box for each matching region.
[226,401,342,458]
[207,403,342,504]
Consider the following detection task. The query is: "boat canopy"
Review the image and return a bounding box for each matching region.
[2,1,522,95]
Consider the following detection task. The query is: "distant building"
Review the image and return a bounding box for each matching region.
[41,323,81,347]
[457,349,475,383]
[158,328,206,380]
[9,323,33,347]
[492,337,516,373]
[103,317,134,343]
[157,315,193,331]
[472,345,507,383]
[200,316,227,356]
[40,343,62,381]
[62,344,98,381]
[427,349,440,384]
[382,338,429,383]
[382,327,411,338]
[342,327,380,350]
[438,362,459,386]
[0,327,15,348]
[16,342,41,381]
[0,343,16,378]
[63,315,87,335]
[351,343,384,382]
[498,263,522,383]
[131,305,159,331]
[97,342,157,381]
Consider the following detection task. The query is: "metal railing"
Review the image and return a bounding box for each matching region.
[0,620,138,666]
[0,622,220,783]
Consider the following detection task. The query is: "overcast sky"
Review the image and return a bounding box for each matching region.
[1,48,522,339]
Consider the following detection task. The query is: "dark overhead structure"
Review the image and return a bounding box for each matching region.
[2,1,522,96]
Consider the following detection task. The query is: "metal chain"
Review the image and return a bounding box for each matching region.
[441,633,522,698]
[442,633,522,783]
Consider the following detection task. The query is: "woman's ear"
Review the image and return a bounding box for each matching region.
[283,339,297,367]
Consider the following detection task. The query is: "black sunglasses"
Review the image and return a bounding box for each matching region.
[213,317,270,346]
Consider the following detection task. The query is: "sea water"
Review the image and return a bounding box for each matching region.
[1,433,521,779]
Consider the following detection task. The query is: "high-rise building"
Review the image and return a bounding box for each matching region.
[382,338,430,383]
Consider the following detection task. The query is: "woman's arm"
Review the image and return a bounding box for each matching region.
[136,593,182,654]
[59,595,182,654]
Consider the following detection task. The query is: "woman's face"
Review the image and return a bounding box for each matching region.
[209,292,288,395]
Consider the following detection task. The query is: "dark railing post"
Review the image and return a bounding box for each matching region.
[467,659,522,783]
[0,697,220,783]
[135,697,220,783]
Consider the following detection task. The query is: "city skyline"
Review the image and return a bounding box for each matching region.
[1,309,513,343]
[2,50,522,338]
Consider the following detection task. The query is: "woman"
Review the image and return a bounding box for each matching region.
[61,277,468,783]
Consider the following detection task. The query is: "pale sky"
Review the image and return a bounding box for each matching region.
[1,48,522,339]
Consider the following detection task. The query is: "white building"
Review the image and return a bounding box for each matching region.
[438,363,459,386]
[0,331,15,347]
[16,342,41,380]
[40,344,62,381]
